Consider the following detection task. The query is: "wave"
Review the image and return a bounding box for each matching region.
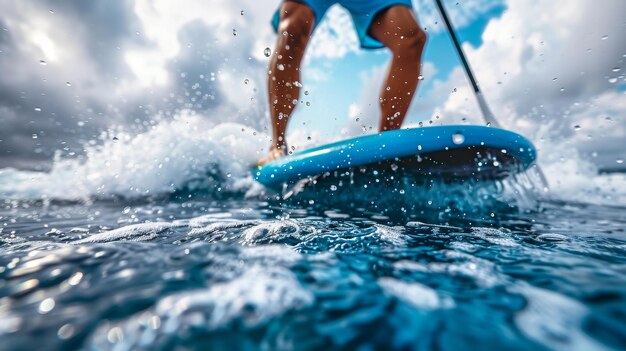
[535,124,626,206]
[0,112,267,201]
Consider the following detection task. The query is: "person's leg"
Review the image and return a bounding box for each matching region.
[368,6,426,131]
[260,1,315,165]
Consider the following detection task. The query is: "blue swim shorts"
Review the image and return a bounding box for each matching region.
[271,0,414,49]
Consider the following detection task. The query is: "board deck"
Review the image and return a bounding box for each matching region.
[253,125,537,190]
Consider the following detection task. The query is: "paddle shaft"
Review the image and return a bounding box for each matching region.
[433,0,500,128]
[433,0,550,188]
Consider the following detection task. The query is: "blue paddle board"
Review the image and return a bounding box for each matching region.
[254,125,536,190]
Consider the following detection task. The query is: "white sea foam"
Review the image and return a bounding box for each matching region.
[155,264,313,329]
[514,284,609,351]
[73,222,178,244]
[535,125,626,206]
[242,220,302,244]
[374,225,408,246]
[471,227,519,247]
[84,262,313,348]
[378,277,454,310]
[0,112,267,200]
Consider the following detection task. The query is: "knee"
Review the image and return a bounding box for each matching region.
[277,14,314,48]
[391,27,427,58]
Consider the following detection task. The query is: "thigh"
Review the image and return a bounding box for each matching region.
[368,5,422,47]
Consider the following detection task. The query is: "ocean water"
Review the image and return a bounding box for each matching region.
[1,116,626,350]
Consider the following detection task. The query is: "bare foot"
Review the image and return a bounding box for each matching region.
[257,146,286,167]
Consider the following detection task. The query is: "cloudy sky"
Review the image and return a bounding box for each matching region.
[0,0,624,171]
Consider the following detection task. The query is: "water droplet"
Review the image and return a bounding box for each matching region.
[386,86,391,91]
[264,47,271,57]
[552,77,558,81]
[107,327,124,343]
[32,134,38,139]
[112,137,119,143]
[39,298,55,314]
[452,133,465,145]
[601,35,608,40]
[244,78,249,84]
[418,75,424,80]
[39,60,47,65]
[58,324,75,339]
[277,64,285,71]
[68,272,83,286]
[65,81,71,86]
[537,233,567,242]
[34,107,42,112]
[305,101,310,106]
[574,125,581,131]
[612,67,621,72]
[304,90,309,95]
[617,159,624,164]
[240,10,244,15]
[330,185,337,191]
[608,77,618,84]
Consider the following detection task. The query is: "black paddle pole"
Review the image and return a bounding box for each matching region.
[434,0,500,128]
[434,0,550,187]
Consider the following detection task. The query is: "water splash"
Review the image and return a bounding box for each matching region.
[0,114,624,209]
[0,112,267,201]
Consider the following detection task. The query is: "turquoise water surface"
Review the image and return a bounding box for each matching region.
[1,171,625,350]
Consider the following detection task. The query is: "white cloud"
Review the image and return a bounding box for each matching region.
[415,0,503,32]
[307,5,360,59]
[427,0,626,169]
[1,0,623,174]
[341,64,387,137]
[0,0,277,168]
